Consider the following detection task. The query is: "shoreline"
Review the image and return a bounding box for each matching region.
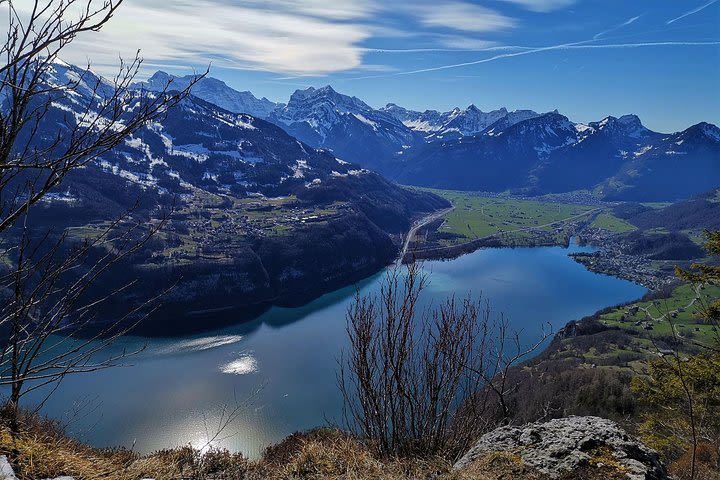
[32,238,652,460]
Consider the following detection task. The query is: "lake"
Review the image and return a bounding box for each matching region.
[25,242,646,458]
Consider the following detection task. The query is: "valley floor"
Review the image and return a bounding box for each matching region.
[402,188,700,290]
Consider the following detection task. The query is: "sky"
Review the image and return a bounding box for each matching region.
[42,0,720,132]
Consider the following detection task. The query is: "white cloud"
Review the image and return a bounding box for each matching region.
[414,2,515,32]
[243,0,379,20]
[41,0,373,76]
[496,0,576,13]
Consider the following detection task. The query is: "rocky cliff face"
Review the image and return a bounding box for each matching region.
[455,416,668,480]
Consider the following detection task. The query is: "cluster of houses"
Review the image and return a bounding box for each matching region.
[160,198,351,262]
[572,229,674,290]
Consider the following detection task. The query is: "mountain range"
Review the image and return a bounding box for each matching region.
[381,103,542,142]
[47,64,442,222]
[397,112,720,201]
[10,62,719,329]
[21,62,447,332]
[139,70,720,202]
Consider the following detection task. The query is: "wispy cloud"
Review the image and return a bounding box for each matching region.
[241,0,379,20]
[433,35,500,50]
[594,15,641,40]
[496,0,576,13]
[32,0,516,77]
[348,40,720,80]
[413,2,515,32]
[44,0,374,76]
[667,0,720,24]
[15,0,717,83]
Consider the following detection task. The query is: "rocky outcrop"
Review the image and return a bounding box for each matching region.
[0,456,14,480]
[0,455,73,480]
[454,416,667,480]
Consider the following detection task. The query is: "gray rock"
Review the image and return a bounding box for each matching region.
[0,456,15,480]
[454,416,668,479]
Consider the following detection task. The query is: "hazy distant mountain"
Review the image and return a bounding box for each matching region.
[138,71,281,118]
[599,122,720,201]
[131,71,718,201]
[531,114,663,193]
[267,86,421,169]
[482,109,548,135]
[383,104,542,142]
[393,111,720,201]
[393,112,578,191]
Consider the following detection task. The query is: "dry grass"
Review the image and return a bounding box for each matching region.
[457,451,546,480]
[0,421,528,480]
[0,425,135,479]
[668,442,720,480]
[256,428,454,479]
[0,418,650,480]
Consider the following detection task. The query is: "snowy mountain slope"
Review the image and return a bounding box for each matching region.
[393,112,578,190]
[127,70,719,201]
[382,103,543,142]
[25,63,445,226]
[599,122,720,201]
[21,62,451,330]
[267,86,421,169]
[137,71,281,118]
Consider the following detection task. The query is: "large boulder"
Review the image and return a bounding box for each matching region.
[454,416,667,480]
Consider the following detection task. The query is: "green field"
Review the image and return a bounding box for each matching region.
[600,283,720,345]
[640,202,673,209]
[425,190,595,242]
[589,213,637,233]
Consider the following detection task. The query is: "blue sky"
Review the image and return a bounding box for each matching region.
[58,0,719,132]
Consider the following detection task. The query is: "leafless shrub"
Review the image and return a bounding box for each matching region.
[338,262,551,459]
[0,0,206,430]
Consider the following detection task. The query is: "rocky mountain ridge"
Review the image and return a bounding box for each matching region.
[138,71,719,201]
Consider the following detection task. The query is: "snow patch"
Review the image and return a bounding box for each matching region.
[353,113,379,131]
[293,159,308,178]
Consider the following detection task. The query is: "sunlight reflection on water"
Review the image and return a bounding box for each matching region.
[220,354,259,375]
[158,335,244,354]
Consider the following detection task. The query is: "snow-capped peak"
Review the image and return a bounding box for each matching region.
[590,114,651,139]
[136,71,280,119]
[698,122,720,142]
[676,122,720,144]
[384,103,530,141]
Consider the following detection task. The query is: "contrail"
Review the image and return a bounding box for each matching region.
[594,15,641,40]
[360,46,533,54]
[347,40,720,80]
[667,0,719,24]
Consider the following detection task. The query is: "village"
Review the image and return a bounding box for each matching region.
[151,192,352,264]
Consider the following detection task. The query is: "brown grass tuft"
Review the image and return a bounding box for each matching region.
[0,417,662,480]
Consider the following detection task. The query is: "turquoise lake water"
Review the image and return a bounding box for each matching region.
[25,242,646,458]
